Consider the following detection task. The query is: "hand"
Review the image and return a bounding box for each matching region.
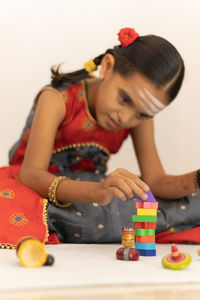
[93,168,149,206]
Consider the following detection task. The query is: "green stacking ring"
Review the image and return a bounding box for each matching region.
[132,215,157,223]
[135,229,155,236]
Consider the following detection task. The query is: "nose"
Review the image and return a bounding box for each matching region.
[118,109,135,126]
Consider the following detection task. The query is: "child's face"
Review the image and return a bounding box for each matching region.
[92,58,169,130]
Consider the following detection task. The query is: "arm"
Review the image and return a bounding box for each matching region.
[19,90,97,203]
[19,90,149,206]
[131,118,198,199]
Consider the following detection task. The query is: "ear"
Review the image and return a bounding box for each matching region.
[99,54,115,78]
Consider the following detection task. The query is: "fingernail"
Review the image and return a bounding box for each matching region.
[143,193,148,200]
[144,185,150,192]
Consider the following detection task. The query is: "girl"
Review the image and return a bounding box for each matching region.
[1,28,200,248]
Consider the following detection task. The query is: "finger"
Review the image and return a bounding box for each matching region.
[110,186,127,201]
[124,176,150,198]
[134,176,150,193]
[127,179,148,200]
[115,177,148,200]
[117,168,149,192]
[108,176,134,199]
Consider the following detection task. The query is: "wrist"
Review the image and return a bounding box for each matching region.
[88,182,100,203]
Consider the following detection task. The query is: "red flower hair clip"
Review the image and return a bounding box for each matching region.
[118,27,139,47]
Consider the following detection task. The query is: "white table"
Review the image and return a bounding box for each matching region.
[1,244,200,300]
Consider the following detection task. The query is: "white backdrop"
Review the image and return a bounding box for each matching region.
[0,0,200,176]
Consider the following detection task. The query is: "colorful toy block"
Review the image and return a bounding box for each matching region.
[132,215,157,223]
[136,202,158,209]
[136,190,156,202]
[137,208,157,216]
[138,249,156,256]
[134,222,157,229]
[135,229,155,236]
[135,242,156,250]
[136,235,155,243]
[132,189,158,257]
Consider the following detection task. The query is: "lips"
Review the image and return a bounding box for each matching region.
[107,116,120,129]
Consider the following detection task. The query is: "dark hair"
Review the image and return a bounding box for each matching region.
[51,35,184,102]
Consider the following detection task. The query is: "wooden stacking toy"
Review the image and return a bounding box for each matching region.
[132,190,158,256]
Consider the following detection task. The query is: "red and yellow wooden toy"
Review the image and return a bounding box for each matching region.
[162,244,192,270]
[16,236,54,268]
[121,226,135,248]
[116,227,140,261]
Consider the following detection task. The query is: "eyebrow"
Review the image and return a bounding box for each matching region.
[119,88,135,105]
[119,88,153,118]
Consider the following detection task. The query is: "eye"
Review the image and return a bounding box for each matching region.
[136,112,153,120]
[119,95,130,106]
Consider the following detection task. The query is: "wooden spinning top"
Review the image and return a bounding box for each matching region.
[162,244,192,270]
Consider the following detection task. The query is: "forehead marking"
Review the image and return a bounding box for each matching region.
[138,89,165,116]
[144,89,165,109]
[139,98,156,116]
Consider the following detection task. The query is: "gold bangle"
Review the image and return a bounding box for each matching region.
[48,176,72,208]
